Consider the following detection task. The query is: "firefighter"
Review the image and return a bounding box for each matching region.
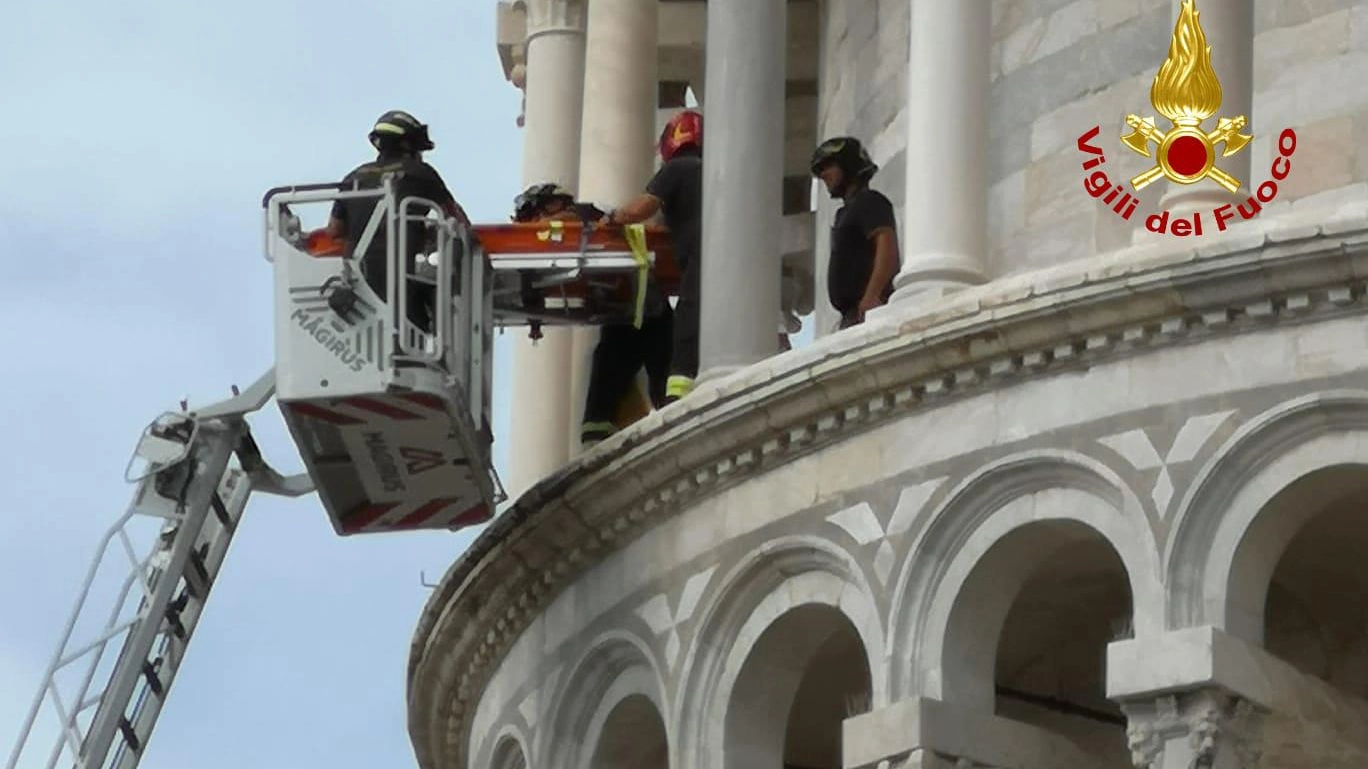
[510,184,673,445]
[601,109,704,403]
[810,136,900,329]
[513,183,602,223]
[327,110,471,331]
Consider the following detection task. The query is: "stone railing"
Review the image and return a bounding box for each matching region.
[406,197,1368,769]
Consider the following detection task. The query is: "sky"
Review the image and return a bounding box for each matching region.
[0,2,824,766]
[0,1,525,767]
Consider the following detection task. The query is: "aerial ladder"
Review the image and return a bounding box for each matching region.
[5,174,681,769]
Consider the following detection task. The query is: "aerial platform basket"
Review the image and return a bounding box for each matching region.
[262,178,502,536]
[472,220,681,331]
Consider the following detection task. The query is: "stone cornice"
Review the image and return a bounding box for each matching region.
[406,201,1368,769]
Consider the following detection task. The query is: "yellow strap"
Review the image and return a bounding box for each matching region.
[623,224,650,329]
[536,219,565,242]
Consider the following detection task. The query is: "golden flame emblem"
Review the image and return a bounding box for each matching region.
[1122,0,1252,192]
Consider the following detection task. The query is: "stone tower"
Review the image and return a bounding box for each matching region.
[410,2,1368,767]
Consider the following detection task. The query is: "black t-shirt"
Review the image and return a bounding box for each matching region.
[645,151,703,270]
[828,187,899,314]
[330,153,456,261]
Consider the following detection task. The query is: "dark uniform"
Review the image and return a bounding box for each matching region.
[644,147,703,399]
[579,202,676,442]
[811,135,899,331]
[331,152,458,331]
[828,186,898,329]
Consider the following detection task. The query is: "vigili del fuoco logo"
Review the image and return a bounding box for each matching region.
[1076,0,1298,237]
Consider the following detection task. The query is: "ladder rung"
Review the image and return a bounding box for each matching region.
[164,596,187,640]
[141,660,164,698]
[117,717,141,753]
[210,491,232,529]
[184,548,210,600]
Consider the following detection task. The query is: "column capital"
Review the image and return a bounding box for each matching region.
[1121,688,1265,769]
[523,0,585,38]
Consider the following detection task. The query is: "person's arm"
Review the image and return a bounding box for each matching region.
[605,163,672,224]
[605,193,661,224]
[443,198,473,228]
[857,194,900,318]
[327,200,346,236]
[423,163,473,227]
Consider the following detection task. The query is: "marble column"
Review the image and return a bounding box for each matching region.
[1156,0,1254,218]
[698,0,785,377]
[505,0,585,500]
[567,0,658,456]
[888,0,990,305]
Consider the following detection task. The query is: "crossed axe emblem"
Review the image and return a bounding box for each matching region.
[1121,114,1253,193]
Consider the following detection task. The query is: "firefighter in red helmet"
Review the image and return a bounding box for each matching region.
[601,109,704,403]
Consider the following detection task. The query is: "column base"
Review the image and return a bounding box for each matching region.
[695,363,746,388]
[887,253,988,307]
[1129,186,1256,246]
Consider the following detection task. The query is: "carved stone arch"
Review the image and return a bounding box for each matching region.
[540,630,668,769]
[1164,390,1368,640]
[671,535,884,769]
[888,449,1162,701]
[487,727,531,769]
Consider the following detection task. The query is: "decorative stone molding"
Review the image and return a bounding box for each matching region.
[497,0,586,127]
[671,537,885,769]
[1122,688,1266,769]
[1164,390,1368,632]
[407,204,1368,769]
[886,450,1163,702]
[522,0,585,37]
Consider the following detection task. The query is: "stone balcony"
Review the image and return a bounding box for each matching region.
[407,194,1368,769]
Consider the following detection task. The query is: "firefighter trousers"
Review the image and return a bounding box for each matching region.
[582,307,675,441]
[667,250,701,400]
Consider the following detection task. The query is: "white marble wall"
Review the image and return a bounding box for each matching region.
[812,0,1368,291]
[990,0,1368,278]
[455,212,1368,769]
[813,0,910,336]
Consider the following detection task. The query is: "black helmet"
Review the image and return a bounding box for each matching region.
[809,136,878,182]
[369,109,435,153]
[513,182,575,222]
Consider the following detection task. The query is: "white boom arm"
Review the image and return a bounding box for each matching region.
[5,371,310,769]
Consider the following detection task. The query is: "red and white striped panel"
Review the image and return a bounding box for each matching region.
[339,498,492,535]
[284,392,449,425]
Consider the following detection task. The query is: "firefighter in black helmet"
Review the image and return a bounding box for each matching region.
[810,136,901,329]
[512,183,604,224]
[327,110,471,331]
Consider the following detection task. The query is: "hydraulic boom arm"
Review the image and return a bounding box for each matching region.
[5,370,310,769]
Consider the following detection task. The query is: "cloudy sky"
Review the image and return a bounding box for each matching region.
[0,1,525,766]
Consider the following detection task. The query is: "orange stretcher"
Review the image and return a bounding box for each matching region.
[473,221,679,332]
[472,221,679,288]
[298,220,679,333]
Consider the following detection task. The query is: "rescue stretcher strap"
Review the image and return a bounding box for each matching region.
[623,224,650,329]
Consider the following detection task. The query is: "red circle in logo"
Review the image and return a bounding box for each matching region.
[1167,135,1208,176]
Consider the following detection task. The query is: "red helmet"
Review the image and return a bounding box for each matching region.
[659,110,703,162]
